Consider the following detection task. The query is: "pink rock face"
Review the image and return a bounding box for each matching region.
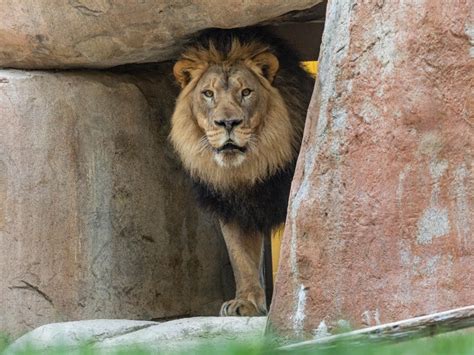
[268,0,473,338]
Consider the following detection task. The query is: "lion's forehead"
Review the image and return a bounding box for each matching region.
[198,64,258,89]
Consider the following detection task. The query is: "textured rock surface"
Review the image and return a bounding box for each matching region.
[269,0,473,338]
[0,67,234,337]
[6,320,158,353]
[0,0,322,69]
[7,317,266,353]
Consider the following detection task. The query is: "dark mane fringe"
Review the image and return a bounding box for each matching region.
[192,163,296,235]
[184,27,303,67]
[181,28,315,234]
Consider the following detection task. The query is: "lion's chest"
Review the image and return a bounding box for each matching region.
[191,165,295,235]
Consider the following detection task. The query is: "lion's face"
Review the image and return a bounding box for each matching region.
[192,64,267,167]
[170,39,299,189]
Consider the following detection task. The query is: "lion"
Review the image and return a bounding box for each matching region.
[170,28,314,316]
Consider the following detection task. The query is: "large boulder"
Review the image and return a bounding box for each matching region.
[0,67,233,337]
[268,0,473,338]
[7,317,266,353]
[0,0,322,69]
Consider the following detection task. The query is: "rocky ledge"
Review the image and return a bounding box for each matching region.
[6,317,267,354]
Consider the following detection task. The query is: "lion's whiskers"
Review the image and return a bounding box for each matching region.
[247,134,258,152]
[197,135,210,153]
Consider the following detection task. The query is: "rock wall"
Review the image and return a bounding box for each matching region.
[0,0,322,69]
[0,0,328,339]
[268,0,473,339]
[0,67,234,337]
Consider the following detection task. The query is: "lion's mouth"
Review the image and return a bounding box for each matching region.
[216,141,247,153]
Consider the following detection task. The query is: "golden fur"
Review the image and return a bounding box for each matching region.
[170,37,304,190]
[169,29,313,316]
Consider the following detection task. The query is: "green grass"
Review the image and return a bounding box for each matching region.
[287,333,474,355]
[2,332,473,354]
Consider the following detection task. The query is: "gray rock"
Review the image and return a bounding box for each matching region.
[0,1,322,69]
[7,317,267,354]
[7,320,159,353]
[0,68,234,337]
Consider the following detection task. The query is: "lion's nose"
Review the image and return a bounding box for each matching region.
[214,119,243,131]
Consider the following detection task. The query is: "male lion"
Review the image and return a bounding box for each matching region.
[170,28,314,316]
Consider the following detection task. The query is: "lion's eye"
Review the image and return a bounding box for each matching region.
[202,90,214,98]
[241,88,252,97]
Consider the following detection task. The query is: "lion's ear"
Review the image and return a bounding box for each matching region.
[251,52,279,83]
[173,59,198,88]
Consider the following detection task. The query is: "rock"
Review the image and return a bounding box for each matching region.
[0,67,234,337]
[95,317,266,353]
[0,1,322,69]
[6,320,158,353]
[7,317,267,353]
[268,0,473,338]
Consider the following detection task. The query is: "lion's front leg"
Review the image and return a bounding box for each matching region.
[219,220,266,316]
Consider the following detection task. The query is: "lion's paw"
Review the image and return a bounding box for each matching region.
[220,299,266,316]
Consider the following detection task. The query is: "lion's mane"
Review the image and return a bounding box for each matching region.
[170,28,314,234]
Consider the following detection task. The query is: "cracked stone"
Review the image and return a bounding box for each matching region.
[0,0,322,69]
[0,67,234,337]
